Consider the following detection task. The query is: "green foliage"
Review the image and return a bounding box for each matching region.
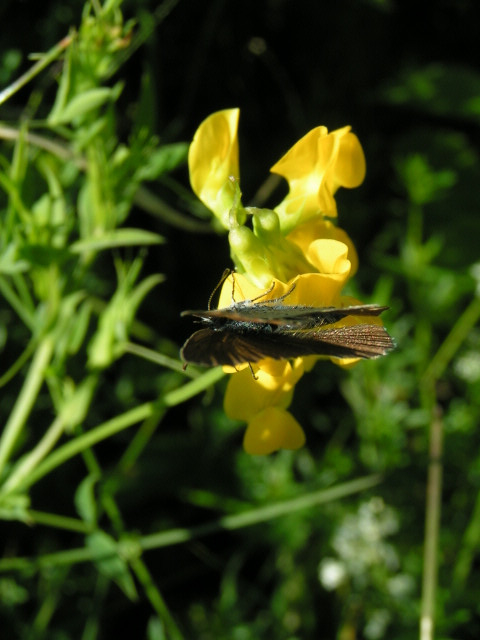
[1,1,480,639]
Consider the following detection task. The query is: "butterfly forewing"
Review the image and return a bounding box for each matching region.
[181,303,389,328]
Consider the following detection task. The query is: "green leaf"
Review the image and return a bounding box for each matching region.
[147,616,166,640]
[70,228,164,253]
[48,87,116,126]
[58,375,97,431]
[382,63,480,123]
[136,143,189,181]
[74,474,98,527]
[0,244,29,274]
[0,578,29,606]
[86,531,138,601]
[47,39,73,124]
[17,243,72,267]
[0,494,30,523]
[127,273,166,319]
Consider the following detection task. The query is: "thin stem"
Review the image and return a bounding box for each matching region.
[26,510,92,533]
[0,338,36,388]
[422,295,480,387]
[0,125,74,161]
[79,439,126,535]
[452,488,480,589]
[0,35,73,106]
[8,402,157,494]
[416,293,480,639]
[116,407,165,475]
[123,341,193,375]
[141,474,382,550]
[0,474,382,573]
[134,185,213,233]
[0,334,54,476]
[419,400,443,640]
[1,367,224,494]
[0,276,36,330]
[2,415,66,495]
[130,557,184,640]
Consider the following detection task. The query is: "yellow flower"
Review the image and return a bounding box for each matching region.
[271,125,366,232]
[224,358,305,455]
[186,109,384,455]
[188,108,240,228]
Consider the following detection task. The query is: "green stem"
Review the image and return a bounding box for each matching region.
[422,295,480,387]
[0,276,36,330]
[1,368,224,494]
[2,415,66,495]
[0,474,382,573]
[416,295,480,639]
[419,401,443,640]
[452,489,480,589]
[2,374,98,495]
[141,474,382,550]
[130,557,184,640]
[26,509,92,533]
[0,34,73,106]
[0,337,36,388]
[0,125,77,163]
[134,185,213,233]
[116,406,165,475]
[123,341,193,375]
[0,334,54,476]
[11,402,157,494]
[79,440,126,535]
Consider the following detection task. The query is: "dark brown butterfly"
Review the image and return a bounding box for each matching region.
[180,278,395,367]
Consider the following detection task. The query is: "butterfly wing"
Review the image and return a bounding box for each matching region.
[300,324,395,359]
[182,304,389,328]
[180,329,271,367]
[181,323,395,367]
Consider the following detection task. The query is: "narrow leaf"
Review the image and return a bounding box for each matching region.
[70,228,164,253]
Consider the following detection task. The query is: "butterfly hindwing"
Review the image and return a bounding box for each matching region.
[181,322,394,366]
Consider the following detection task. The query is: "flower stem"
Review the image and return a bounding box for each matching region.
[422,295,480,387]
[452,488,480,588]
[1,367,224,494]
[0,35,73,106]
[0,334,54,477]
[1,415,66,495]
[130,556,184,640]
[419,403,443,640]
[26,509,91,533]
[0,473,382,573]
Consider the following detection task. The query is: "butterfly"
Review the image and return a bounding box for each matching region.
[180,275,395,368]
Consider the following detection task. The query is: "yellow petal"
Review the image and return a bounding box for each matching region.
[217,272,265,308]
[224,364,298,421]
[271,125,366,228]
[243,407,306,455]
[287,218,359,277]
[306,239,351,276]
[188,109,240,224]
[285,272,345,307]
[333,131,366,188]
[270,126,331,182]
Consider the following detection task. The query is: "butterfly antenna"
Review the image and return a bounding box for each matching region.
[208,269,231,310]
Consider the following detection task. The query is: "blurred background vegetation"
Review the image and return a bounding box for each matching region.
[1,0,480,638]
